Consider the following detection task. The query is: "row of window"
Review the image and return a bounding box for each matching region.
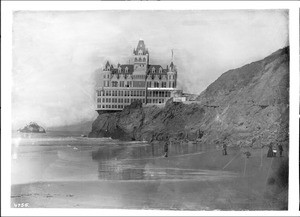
[104,81,132,88]
[97,98,166,109]
[103,74,175,79]
[97,104,125,109]
[134,57,147,62]
[147,98,165,104]
[104,80,175,88]
[97,90,171,98]
[98,98,144,104]
[148,91,171,98]
[97,90,146,97]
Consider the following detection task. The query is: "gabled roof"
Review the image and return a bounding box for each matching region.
[111,64,134,75]
[105,61,110,69]
[146,65,168,75]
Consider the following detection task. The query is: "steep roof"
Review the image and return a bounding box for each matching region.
[111,64,134,75]
[146,65,168,75]
[134,40,149,55]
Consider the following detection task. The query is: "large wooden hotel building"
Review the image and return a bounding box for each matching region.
[96,40,178,114]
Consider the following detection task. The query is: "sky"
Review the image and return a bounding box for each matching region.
[12,10,288,129]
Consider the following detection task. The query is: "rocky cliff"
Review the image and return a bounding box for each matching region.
[89,47,289,148]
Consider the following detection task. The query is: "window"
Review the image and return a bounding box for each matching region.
[147,81,151,87]
[162,82,166,88]
[139,57,142,62]
[97,98,101,103]
[152,67,155,73]
[143,57,146,62]
[127,81,132,87]
[112,81,118,87]
[154,82,159,88]
[104,81,107,87]
[103,75,106,79]
[159,67,162,73]
[125,67,128,73]
[120,81,124,87]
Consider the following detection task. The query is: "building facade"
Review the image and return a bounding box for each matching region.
[96,40,178,113]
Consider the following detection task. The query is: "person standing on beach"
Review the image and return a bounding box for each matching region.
[164,137,169,158]
[267,143,274,158]
[222,142,227,155]
[277,143,283,157]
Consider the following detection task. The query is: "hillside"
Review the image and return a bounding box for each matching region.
[89,47,289,149]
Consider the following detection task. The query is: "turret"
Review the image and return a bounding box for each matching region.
[167,61,177,88]
[102,60,112,87]
[105,61,110,70]
[133,39,149,73]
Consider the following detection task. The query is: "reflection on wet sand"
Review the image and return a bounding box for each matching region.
[92,141,233,181]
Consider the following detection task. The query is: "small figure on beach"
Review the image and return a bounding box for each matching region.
[244,151,251,158]
[272,148,277,157]
[267,143,274,158]
[277,143,283,157]
[222,142,227,156]
[164,137,169,158]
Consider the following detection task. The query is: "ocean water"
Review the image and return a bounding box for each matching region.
[11,131,234,185]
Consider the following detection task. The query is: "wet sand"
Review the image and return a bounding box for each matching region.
[11,144,288,210]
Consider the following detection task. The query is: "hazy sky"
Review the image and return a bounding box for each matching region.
[12,10,288,129]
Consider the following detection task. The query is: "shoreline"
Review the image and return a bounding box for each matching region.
[11,147,288,210]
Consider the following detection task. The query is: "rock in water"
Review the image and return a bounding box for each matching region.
[18,122,46,133]
[89,47,289,148]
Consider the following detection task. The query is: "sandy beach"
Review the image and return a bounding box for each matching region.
[11,139,288,210]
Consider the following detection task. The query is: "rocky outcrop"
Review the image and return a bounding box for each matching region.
[18,122,46,133]
[89,47,289,148]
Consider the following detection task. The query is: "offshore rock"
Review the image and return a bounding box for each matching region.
[18,122,46,133]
